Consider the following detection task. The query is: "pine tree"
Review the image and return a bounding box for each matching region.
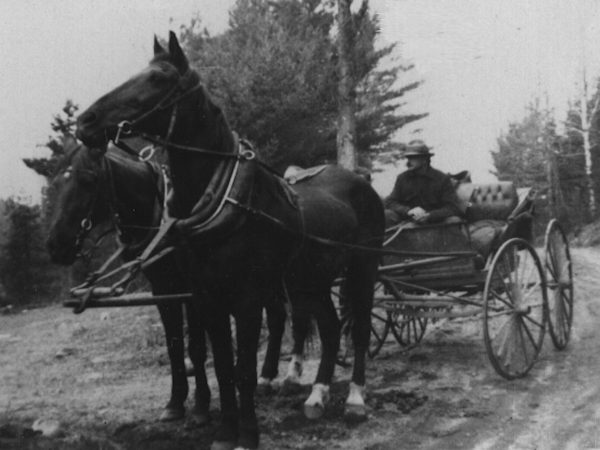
[179,0,426,171]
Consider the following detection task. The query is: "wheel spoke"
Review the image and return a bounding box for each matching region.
[517,319,531,367]
[521,312,545,330]
[521,280,542,303]
[519,316,540,352]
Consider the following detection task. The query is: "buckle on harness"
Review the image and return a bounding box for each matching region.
[240,149,256,160]
[115,120,133,144]
[139,145,156,162]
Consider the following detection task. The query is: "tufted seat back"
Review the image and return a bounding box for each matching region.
[456,182,518,222]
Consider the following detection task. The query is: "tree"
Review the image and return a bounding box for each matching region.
[23,100,78,179]
[492,100,551,189]
[24,100,78,229]
[564,72,600,218]
[179,0,426,171]
[0,199,61,305]
[491,98,597,232]
[336,0,358,169]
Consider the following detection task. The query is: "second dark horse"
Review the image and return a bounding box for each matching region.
[75,32,384,450]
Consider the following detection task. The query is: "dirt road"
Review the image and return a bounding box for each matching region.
[0,248,598,449]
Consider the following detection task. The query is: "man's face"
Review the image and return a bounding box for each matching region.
[406,156,428,171]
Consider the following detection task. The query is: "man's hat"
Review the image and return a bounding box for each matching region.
[403,140,434,157]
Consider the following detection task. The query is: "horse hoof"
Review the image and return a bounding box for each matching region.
[303,402,325,420]
[211,440,236,450]
[159,407,185,422]
[344,404,367,424]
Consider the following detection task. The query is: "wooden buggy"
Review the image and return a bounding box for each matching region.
[361,181,574,379]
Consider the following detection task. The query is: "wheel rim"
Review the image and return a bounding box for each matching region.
[483,238,548,379]
[369,305,390,358]
[544,219,573,349]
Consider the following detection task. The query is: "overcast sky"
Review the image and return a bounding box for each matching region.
[2,0,600,203]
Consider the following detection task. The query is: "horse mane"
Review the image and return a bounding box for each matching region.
[149,51,235,154]
[197,84,235,152]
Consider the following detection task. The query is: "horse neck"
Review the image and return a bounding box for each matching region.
[105,155,160,235]
[166,88,236,217]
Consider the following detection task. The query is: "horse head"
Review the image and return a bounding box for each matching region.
[76,32,234,216]
[76,31,195,150]
[46,135,110,265]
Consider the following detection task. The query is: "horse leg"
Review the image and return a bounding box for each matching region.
[156,303,188,421]
[206,308,239,450]
[283,301,311,386]
[302,294,340,419]
[257,300,286,391]
[185,301,211,425]
[342,258,377,421]
[234,304,263,450]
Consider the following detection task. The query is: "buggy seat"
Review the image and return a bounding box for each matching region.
[456,181,534,259]
[457,182,518,222]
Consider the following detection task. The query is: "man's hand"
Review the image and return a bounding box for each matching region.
[408,207,429,223]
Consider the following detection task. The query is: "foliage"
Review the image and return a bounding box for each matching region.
[0,198,63,306]
[491,97,596,232]
[179,0,426,171]
[23,100,78,179]
[491,100,553,189]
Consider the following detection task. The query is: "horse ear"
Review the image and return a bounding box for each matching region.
[168,30,189,74]
[154,35,166,55]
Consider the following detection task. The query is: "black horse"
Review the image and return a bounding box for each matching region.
[75,32,384,450]
[46,136,290,424]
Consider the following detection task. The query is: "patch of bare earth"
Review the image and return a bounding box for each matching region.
[1,248,599,449]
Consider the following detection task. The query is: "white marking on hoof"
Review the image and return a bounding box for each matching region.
[283,354,303,385]
[344,382,367,421]
[303,383,330,419]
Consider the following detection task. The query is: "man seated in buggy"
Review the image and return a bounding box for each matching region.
[384,140,464,228]
[383,140,534,264]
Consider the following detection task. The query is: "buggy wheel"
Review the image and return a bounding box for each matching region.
[368,300,391,358]
[544,219,573,350]
[483,238,548,379]
[389,307,428,349]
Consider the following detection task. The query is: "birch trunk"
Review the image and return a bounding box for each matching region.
[580,76,597,218]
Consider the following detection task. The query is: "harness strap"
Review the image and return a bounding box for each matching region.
[138,216,178,262]
[226,198,477,259]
